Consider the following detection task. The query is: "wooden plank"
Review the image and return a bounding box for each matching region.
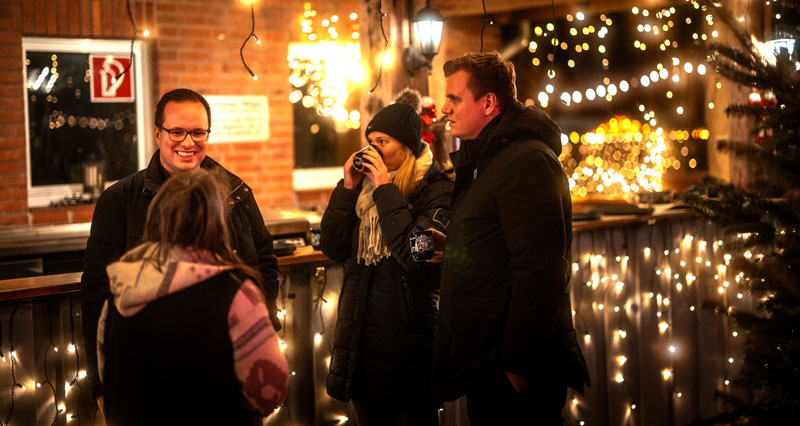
[33,0,46,35]
[0,247,331,301]
[0,272,81,301]
[79,0,92,36]
[46,0,58,34]
[68,0,80,35]
[57,0,69,34]
[22,0,35,34]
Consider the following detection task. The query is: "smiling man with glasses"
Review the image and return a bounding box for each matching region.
[81,88,283,416]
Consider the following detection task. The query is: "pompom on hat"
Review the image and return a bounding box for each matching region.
[365,88,424,157]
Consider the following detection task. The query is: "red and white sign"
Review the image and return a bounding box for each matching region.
[89,55,135,102]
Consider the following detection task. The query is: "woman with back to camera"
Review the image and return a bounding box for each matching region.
[97,168,288,425]
[321,89,453,426]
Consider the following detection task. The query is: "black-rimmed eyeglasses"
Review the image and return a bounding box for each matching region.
[158,126,211,143]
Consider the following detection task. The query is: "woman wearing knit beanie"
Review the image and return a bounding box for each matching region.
[320,89,453,425]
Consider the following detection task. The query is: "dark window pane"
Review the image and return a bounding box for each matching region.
[26,51,138,186]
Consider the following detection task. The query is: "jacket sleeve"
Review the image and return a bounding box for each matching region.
[242,188,281,331]
[81,188,127,398]
[495,148,571,377]
[373,177,453,272]
[229,279,289,415]
[319,180,360,263]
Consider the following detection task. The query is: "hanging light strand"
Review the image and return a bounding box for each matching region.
[240,1,259,80]
[368,0,388,94]
[115,0,137,81]
[480,0,489,52]
[549,0,558,78]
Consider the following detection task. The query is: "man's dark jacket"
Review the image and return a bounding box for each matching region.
[81,150,280,398]
[320,161,452,408]
[432,102,590,402]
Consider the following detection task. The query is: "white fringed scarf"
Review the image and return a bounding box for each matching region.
[355,144,433,265]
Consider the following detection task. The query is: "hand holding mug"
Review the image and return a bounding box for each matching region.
[359,146,390,187]
[343,152,364,190]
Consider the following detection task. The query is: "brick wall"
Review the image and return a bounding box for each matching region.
[0,0,300,226]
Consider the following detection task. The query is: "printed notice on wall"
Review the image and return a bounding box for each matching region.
[205,95,269,143]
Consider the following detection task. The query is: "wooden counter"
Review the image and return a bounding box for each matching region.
[0,206,692,302]
[0,245,327,302]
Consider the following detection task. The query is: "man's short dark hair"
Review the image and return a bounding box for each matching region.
[154,88,212,128]
[443,51,517,111]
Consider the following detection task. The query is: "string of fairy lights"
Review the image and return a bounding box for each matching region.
[519,0,738,198]
[0,298,86,425]
[567,219,750,425]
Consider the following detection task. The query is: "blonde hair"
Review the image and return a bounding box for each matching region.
[391,144,418,201]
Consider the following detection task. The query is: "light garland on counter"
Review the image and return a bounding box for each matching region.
[568,220,750,425]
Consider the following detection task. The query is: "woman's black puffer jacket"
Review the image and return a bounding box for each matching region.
[320,160,452,408]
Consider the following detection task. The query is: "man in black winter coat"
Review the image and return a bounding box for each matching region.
[80,88,281,414]
[432,52,590,425]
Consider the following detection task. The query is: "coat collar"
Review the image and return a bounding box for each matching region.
[142,150,245,199]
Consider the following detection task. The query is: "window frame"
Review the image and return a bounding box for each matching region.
[21,37,154,208]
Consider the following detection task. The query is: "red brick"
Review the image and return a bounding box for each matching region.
[0,125,24,137]
[0,32,21,43]
[0,200,27,213]
[155,3,177,12]
[0,72,22,85]
[0,18,22,33]
[0,213,28,226]
[70,205,95,222]
[0,137,24,149]
[0,44,21,58]
[0,98,23,110]
[0,186,26,199]
[33,210,69,224]
[158,62,187,73]
[0,161,25,173]
[0,174,26,186]
[0,150,25,161]
[0,111,24,123]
